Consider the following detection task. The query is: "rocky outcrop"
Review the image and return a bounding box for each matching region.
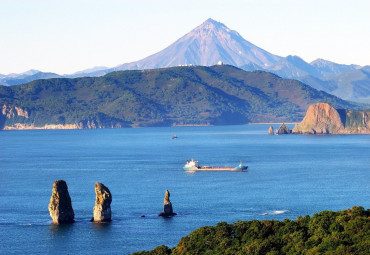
[268,125,274,135]
[48,180,75,224]
[158,189,177,217]
[1,104,30,129]
[276,123,291,134]
[0,104,127,130]
[92,182,112,222]
[292,103,344,134]
[76,120,124,129]
[2,104,29,119]
[292,103,370,134]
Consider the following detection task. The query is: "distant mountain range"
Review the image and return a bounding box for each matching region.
[268,56,370,103]
[1,18,369,103]
[0,70,61,86]
[0,65,364,129]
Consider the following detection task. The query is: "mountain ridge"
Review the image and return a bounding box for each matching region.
[0,65,365,130]
[1,18,369,103]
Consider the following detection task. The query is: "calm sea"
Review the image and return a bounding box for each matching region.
[0,125,369,254]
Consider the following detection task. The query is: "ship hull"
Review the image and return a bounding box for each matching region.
[183,166,248,172]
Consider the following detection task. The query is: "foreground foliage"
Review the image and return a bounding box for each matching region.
[133,206,369,255]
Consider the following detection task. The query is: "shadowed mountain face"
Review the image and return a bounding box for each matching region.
[115,18,282,70]
[329,69,370,101]
[0,65,363,129]
[265,59,370,103]
[268,55,322,79]
[268,58,362,81]
[310,59,360,78]
[298,68,370,103]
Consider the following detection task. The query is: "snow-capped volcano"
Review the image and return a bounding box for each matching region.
[115,18,282,70]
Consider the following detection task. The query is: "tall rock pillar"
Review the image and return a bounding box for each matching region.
[92,182,112,222]
[48,180,75,224]
[158,189,177,217]
[268,125,274,135]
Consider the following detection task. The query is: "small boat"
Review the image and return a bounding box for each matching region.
[171,135,178,139]
[183,159,248,171]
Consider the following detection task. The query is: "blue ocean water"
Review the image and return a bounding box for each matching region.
[0,124,369,254]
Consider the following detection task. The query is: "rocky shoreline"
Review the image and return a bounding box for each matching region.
[2,103,369,133]
[3,123,81,130]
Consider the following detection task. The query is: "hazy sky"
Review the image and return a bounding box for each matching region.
[1,0,369,74]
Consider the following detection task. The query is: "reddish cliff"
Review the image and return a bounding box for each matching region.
[292,103,370,134]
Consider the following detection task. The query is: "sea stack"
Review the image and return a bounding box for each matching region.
[276,123,291,134]
[158,189,177,217]
[268,125,274,135]
[48,180,75,224]
[92,182,112,222]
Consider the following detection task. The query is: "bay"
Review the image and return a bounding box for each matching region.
[0,124,369,254]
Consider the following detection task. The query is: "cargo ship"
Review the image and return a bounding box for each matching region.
[183,159,248,171]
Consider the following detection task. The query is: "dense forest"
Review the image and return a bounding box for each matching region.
[0,65,364,129]
[133,206,369,255]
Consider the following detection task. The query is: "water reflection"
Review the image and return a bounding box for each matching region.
[47,220,113,239]
[91,221,112,230]
[48,223,74,237]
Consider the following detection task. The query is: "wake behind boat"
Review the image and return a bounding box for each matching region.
[183,159,248,172]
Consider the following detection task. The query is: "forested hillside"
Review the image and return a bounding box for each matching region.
[0,65,363,129]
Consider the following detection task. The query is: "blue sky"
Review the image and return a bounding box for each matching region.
[1,0,369,74]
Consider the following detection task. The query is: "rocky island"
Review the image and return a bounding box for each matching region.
[292,102,370,134]
[91,182,112,222]
[158,189,177,217]
[48,180,75,224]
[276,123,291,134]
[268,125,274,135]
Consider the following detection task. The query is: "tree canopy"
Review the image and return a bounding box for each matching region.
[133,206,369,255]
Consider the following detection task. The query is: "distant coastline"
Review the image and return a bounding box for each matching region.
[248,122,297,125]
[1,123,300,131]
[2,123,214,130]
[2,123,80,130]
[171,124,211,127]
